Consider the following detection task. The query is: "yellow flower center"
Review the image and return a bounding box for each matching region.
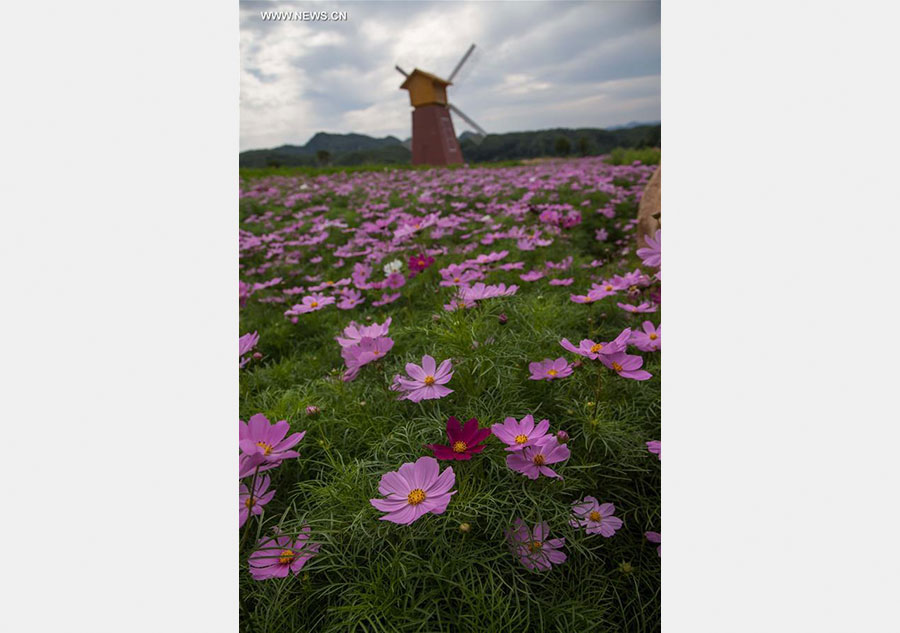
[589,511,602,522]
[453,277,460,283]
[649,333,658,340]
[407,488,426,505]
[418,260,425,266]
[310,301,319,308]
[424,375,435,385]
[278,549,295,565]
[605,285,613,291]
[529,541,543,552]
[244,496,256,508]
[326,281,334,286]
[547,369,558,376]
[452,441,468,453]
[533,454,546,466]
[256,441,273,456]
[590,343,603,353]
[514,434,528,444]
[611,362,624,372]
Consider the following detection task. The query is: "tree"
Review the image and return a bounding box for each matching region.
[577,136,590,156]
[554,136,571,156]
[316,150,332,165]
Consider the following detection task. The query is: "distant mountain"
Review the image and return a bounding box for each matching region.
[240,132,407,167]
[240,124,660,167]
[458,130,481,143]
[606,120,660,131]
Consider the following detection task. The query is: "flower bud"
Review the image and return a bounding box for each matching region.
[556,430,570,443]
[498,313,508,325]
[306,405,320,416]
[459,522,471,533]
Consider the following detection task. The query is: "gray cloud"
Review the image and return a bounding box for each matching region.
[240,1,660,150]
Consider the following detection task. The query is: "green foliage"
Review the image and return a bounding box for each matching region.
[604,148,661,166]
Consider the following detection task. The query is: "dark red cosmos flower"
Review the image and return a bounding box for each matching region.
[408,253,435,273]
[426,416,491,461]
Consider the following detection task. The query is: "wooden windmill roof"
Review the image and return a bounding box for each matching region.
[400,68,452,90]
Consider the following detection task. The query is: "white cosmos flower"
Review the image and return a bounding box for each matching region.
[383,259,403,275]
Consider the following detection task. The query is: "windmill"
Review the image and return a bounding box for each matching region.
[396,44,487,166]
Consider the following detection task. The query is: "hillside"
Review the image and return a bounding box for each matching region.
[239,124,661,167]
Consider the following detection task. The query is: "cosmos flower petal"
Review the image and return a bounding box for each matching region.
[412,456,440,490]
[405,362,427,381]
[379,503,419,525]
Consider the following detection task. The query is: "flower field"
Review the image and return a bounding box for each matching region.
[239,156,661,632]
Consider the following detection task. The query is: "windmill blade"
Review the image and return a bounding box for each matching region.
[395,65,409,77]
[447,44,476,84]
[448,103,487,143]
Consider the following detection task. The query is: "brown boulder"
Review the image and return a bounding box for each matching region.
[636,167,661,248]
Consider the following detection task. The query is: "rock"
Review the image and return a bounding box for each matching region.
[636,167,661,249]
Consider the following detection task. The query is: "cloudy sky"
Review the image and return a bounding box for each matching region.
[240,1,660,151]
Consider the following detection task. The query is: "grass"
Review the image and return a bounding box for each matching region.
[239,159,525,180]
[239,156,660,632]
[604,147,661,166]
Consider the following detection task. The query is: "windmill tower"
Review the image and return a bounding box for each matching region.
[396,44,487,166]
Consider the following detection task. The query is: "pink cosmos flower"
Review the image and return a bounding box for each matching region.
[637,229,661,268]
[240,331,259,368]
[248,527,320,580]
[459,282,518,302]
[370,456,456,525]
[506,435,570,479]
[392,355,453,402]
[284,293,335,321]
[646,440,661,459]
[528,358,573,381]
[383,272,406,290]
[645,531,661,556]
[617,302,658,314]
[309,278,350,292]
[548,278,573,286]
[506,519,566,571]
[473,250,508,264]
[559,328,631,360]
[545,256,573,270]
[589,282,619,299]
[443,296,476,312]
[491,414,552,452]
[569,497,624,537]
[239,473,276,527]
[569,292,597,304]
[335,317,392,348]
[239,414,306,471]
[599,351,653,381]
[239,280,252,307]
[341,336,394,381]
[336,289,364,310]
[519,270,545,282]
[629,321,661,352]
[372,292,402,307]
[439,266,482,287]
[425,416,491,460]
[239,452,266,479]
